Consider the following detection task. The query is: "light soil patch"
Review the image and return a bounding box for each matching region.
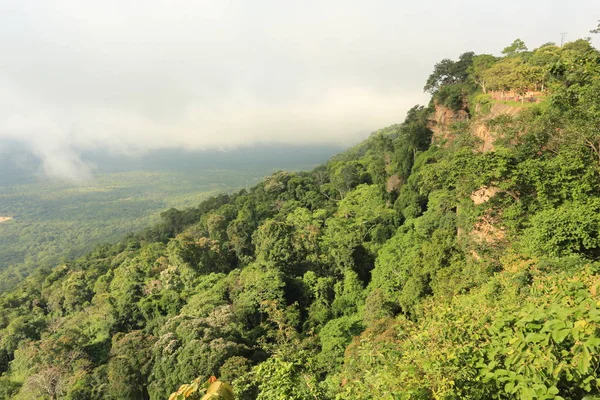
[0,216,13,223]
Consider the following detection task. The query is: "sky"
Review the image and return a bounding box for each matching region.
[0,0,598,181]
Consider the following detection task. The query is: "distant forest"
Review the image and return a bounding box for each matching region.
[0,144,342,292]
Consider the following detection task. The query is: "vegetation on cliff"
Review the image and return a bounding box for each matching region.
[1,37,600,399]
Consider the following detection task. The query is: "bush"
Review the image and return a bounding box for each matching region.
[523,199,600,258]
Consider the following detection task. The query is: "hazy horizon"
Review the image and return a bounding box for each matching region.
[1,0,598,181]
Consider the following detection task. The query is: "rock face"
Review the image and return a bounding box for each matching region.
[386,174,402,193]
[428,100,523,152]
[469,186,505,244]
[470,186,501,205]
[470,214,506,244]
[427,102,469,145]
[428,97,532,249]
[488,90,544,104]
[472,102,523,151]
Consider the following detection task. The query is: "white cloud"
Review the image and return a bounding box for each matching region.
[0,0,597,180]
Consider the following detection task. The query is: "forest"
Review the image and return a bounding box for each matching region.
[0,145,337,293]
[1,37,600,399]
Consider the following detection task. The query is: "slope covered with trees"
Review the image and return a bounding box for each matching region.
[1,38,600,399]
[0,145,339,293]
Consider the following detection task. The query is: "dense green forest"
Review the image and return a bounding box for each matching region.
[0,146,339,293]
[2,37,600,399]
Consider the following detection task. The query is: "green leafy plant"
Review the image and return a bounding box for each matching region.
[168,377,234,400]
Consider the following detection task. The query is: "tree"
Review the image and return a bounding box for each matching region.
[501,38,528,56]
[524,199,600,258]
[591,20,600,34]
[424,52,475,93]
[12,331,92,400]
[424,58,455,93]
[329,161,366,198]
[167,234,231,280]
[106,331,156,400]
[529,43,561,67]
[323,184,395,271]
[468,54,497,93]
[558,78,600,164]
[27,366,67,400]
[227,212,257,263]
[228,264,286,327]
[400,105,434,161]
[514,64,545,102]
[483,57,523,95]
[317,315,364,371]
[206,213,228,241]
[149,310,245,400]
[549,40,600,87]
[252,219,296,271]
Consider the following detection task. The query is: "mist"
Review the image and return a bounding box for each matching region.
[0,0,597,181]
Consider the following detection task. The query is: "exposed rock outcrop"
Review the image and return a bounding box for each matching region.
[488,90,545,104]
[429,100,524,152]
[470,214,506,244]
[427,102,469,145]
[470,186,501,205]
[386,174,402,193]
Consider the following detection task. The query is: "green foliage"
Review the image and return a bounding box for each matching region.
[323,184,395,273]
[168,377,234,400]
[2,39,600,400]
[502,38,528,56]
[106,331,156,399]
[251,354,318,400]
[480,270,600,399]
[468,54,497,93]
[523,199,600,258]
[335,262,600,399]
[424,52,475,94]
[317,315,364,371]
[0,171,263,293]
[435,82,474,110]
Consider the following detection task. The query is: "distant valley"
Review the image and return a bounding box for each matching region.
[0,143,345,292]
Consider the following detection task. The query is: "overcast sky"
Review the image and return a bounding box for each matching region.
[0,0,598,180]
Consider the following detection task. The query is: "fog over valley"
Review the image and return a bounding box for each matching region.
[0,0,597,181]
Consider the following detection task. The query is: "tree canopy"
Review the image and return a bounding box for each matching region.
[2,37,600,400]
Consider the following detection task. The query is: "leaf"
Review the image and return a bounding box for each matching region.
[183,385,195,397]
[202,381,235,400]
[520,387,535,400]
[525,332,546,343]
[585,337,600,350]
[574,319,588,329]
[577,346,592,374]
[552,328,570,343]
[504,381,515,394]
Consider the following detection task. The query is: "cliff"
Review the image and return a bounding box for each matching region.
[428,99,526,152]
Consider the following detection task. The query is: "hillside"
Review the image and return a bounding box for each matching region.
[1,38,600,399]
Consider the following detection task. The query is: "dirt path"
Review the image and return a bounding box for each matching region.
[0,216,13,223]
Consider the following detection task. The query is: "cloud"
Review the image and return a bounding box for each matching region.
[0,0,597,180]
